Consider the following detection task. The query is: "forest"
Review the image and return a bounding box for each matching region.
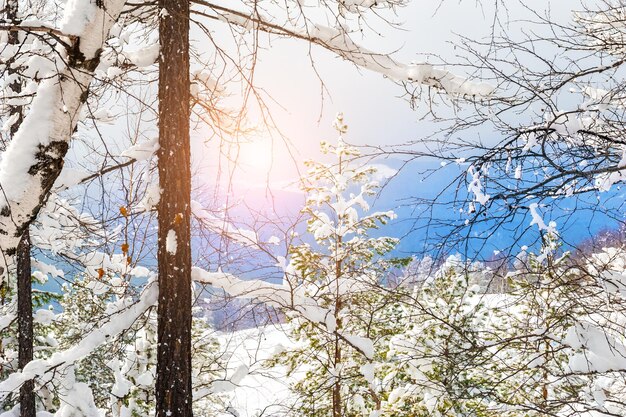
[0,0,625,416]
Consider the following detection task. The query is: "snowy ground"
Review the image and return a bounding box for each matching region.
[216,324,295,417]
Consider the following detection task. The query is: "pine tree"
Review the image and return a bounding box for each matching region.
[156,0,193,414]
[52,272,224,416]
[383,256,493,417]
[273,114,408,417]
[486,234,587,416]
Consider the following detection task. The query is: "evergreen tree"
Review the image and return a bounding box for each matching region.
[383,255,493,417]
[273,114,408,417]
[52,272,225,416]
[486,235,589,416]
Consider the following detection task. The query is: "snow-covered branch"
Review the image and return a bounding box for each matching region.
[0,0,126,265]
[0,280,157,400]
[193,1,494,97]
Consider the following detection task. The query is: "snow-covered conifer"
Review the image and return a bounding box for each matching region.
[273,114,408,417]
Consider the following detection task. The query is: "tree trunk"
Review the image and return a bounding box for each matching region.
[17,231,34,417]
[6,1,35,415]
[155,0,192,415]
[332,236,343,417]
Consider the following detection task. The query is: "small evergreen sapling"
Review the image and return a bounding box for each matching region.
[273,114,408,417]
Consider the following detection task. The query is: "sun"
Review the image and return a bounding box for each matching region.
[234,136,276,174]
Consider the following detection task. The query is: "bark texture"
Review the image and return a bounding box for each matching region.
[155,0,193,415]
[17,231,34,417]
[6,1,35,414]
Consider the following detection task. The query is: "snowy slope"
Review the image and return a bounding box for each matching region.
[216,324,296,417]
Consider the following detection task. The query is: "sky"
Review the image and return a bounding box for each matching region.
[34,0,623,301]
[55,0,618,273]
[186,0,615,261]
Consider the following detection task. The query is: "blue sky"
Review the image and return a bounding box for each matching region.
[188,0,617,263]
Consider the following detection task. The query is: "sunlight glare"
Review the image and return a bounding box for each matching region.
[234,136,275,174]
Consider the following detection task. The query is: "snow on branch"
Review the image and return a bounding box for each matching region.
[0,281,158,400]
[0,259,375,395]
[0,303,15,333]
[304,24,495,97]
[196,1,494,97]
[565,322,626,373]
[191,267,301,312]
[0,0,126,262]
[191,201,258,246]
[191,267,375,359]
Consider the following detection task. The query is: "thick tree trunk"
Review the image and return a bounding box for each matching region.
[155,0,192,415]
[17,231,34,417]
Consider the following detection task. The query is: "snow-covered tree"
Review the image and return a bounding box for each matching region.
[270,114,408,417]
[0,0,496,413]
[483,234,589,417]
[383,255,493,417]
[41,271,225,416]
[370,1,626,257]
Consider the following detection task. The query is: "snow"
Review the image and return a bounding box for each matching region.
[210,365,249,394]
[33,259,65,278]
[340,0,403,14]
[33,309,56,325]
[138,181,161,210]
[1,113,20,132]
[324,312,337,333]
[551,112,587,136]
[121,136,160,161]
[0,281,158,401]
[307,24,494,96]
[60,0,97,36]
[0,406,52,417]
[209,325,296,417]
[106,66,124,79]
[130,266,151,277]
[54,367,101,416]
[216,10,494,97]
[53,167,90,190]
[5,3,626,415]
[166,229,177,255]
[565,322,626,372]
[125,43,160,68]
[595,148,626,192]
[359,363,375,384]
[341,332,375,360]
[467,166,490,206]
[0,306,16,333]
[191,200,257,245]
[370,163,398,182]
[0,0,127,259]
[192,267,348,334]
[528,203,557,234]
[0,79,58,204]
[135,371,154,387]
[110,359,132,397]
